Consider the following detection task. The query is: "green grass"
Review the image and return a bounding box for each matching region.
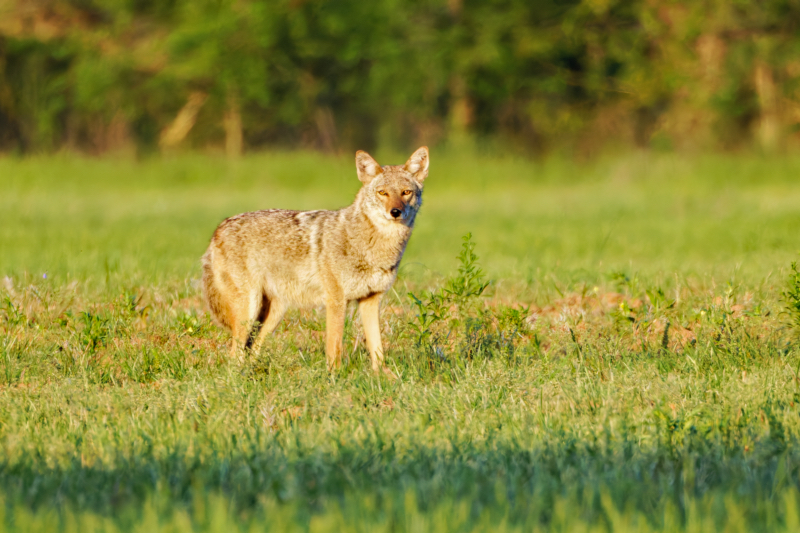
[2,151,800,531]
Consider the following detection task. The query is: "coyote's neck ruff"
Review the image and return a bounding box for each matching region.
[202,147,429,374]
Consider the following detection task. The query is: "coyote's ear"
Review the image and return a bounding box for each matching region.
[404,146,429,182]
[355,151,383,184]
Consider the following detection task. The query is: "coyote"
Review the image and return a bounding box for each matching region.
[201,147,429,374]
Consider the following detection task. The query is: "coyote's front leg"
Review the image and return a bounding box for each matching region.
[325,287,346,371]
[358,292,385,372]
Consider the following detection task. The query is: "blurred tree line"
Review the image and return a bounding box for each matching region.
[1,0,800,156]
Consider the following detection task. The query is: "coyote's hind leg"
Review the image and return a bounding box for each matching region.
[250,296,287,354]
[228,289,263,361]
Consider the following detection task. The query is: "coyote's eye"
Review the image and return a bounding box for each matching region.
[378,190,388,197]
[402,189,413,196]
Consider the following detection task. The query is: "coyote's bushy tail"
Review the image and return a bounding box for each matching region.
[201,248,231,330]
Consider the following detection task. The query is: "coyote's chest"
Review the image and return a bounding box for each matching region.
[341,254,401,300]
[333,230,406,299]
[264,220,408,307]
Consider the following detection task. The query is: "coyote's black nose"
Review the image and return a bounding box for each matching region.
[390,208,402,219]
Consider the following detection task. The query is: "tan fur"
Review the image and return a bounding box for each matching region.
[201,147,429,373]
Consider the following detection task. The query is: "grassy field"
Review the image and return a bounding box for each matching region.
[2,151,800,531]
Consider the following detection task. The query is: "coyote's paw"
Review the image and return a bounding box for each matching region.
[376,365,397,381]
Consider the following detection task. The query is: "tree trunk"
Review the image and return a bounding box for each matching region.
[754,62,780,152]
[448,75,473,146]
[314,106,337,153]
[223,89,243,158]
[159,91,207,151]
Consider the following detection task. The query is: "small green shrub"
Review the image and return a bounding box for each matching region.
[408,233,496,368]
[444,233,489,313]
[783,261,800,339]
[79,312,110,354]
[1,296,26,327]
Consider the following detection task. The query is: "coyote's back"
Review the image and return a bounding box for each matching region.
[202,208,336,329]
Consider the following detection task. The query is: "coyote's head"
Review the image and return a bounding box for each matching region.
[355,146,429,227]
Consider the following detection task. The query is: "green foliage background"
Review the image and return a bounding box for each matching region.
[2,0,800,154]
